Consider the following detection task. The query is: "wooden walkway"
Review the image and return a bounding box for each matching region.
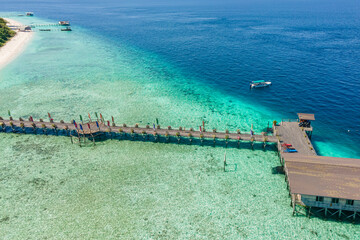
[0,117,278,143]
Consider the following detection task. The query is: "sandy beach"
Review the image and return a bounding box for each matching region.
[0,18,33,70]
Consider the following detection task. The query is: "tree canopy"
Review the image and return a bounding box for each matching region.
[0,18,16,47]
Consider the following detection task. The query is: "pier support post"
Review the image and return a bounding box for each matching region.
[325,208,327,218]
[291,194,295,216]
[354,211,357,222]
[20,123,25,133]
[293,204,296,216]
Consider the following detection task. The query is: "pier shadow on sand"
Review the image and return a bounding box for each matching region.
[0,125,277,151]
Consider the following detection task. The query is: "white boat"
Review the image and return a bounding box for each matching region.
[59,21,70,26]
[250,80,272,88]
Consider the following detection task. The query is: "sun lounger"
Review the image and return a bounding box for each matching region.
[284,149,298,153]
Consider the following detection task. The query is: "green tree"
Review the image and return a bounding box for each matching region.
[0,18,16,47]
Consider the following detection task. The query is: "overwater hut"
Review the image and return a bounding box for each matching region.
[298,113,315,128]
[284,153,360,220]
[297,113,315,138]
[19,26,32,32]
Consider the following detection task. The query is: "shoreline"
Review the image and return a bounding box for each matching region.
[0,18,33,70]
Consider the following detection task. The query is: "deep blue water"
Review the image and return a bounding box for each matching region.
[1,0,360,157]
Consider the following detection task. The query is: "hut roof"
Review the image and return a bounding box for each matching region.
[19,26,32,31]
[297,113,315,121]
[284,154,360,200]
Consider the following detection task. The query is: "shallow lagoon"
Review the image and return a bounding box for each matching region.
[0,9,359,239]
[1,134,358,239]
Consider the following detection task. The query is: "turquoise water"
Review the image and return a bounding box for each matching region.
[1,3,360,239]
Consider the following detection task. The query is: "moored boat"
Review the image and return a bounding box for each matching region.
[250,80,272,88]
[61,27,72,31]
[59,21,70,26]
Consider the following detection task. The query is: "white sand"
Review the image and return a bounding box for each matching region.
[0,18,33,70]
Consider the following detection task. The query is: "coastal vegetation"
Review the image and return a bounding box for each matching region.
[0,18,16,47]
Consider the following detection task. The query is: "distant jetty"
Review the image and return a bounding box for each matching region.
[1,13,73,32]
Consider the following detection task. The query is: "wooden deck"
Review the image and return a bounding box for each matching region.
[276,121,317,156]
[0,118,278,143]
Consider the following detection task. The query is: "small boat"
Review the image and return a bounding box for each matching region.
[26,12,34,16]
[39,29,51,31]
[61,27,72,31]
[250,80,272,89]
[59,21,70,26]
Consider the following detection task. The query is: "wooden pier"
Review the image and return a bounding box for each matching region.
[0,115,277,147]
[1,112,359,221]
